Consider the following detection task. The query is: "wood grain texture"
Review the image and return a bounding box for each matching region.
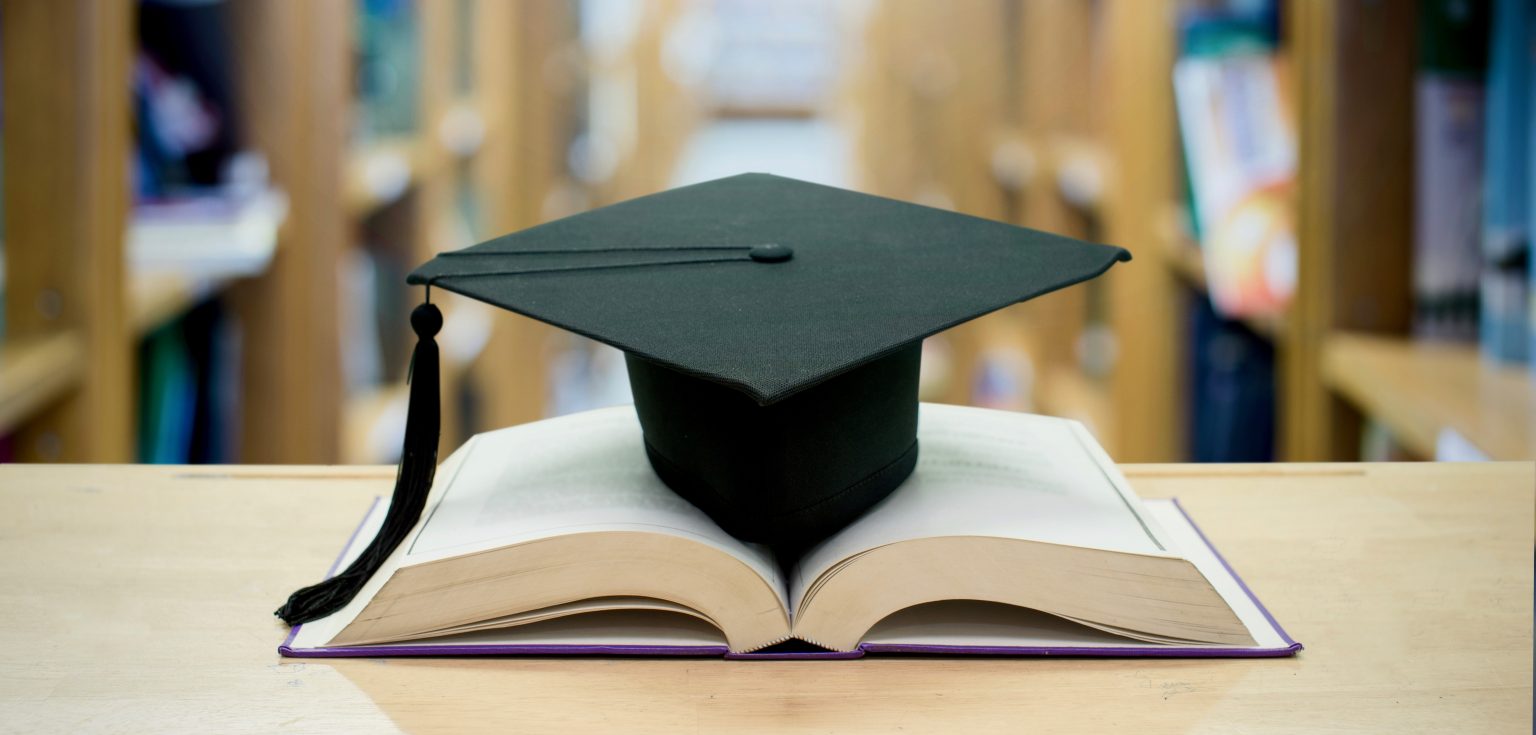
[1286,0,1416,460]
[1010,1,1098,427]
[225,0,349,463]
[1102,0,1187,462]
[0,462,1529,733]
[413,0,468,456]
[1323,332,1536,459]
[467,0,565,430]
[0,332,84,434]
[1,0,134,461]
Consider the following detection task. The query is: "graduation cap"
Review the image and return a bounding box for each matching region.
[276,173,1130,625]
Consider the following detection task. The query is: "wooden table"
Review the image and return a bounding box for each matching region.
[0,463,1530,733]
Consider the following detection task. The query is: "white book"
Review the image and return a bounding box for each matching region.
[284,405,1299,658]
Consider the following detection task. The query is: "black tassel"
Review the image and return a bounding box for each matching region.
[275,301,443,626]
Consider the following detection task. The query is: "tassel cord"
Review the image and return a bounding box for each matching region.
[275,302,442,626]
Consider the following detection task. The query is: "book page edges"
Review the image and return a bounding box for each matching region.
[857,499,1299,656]
[281,488,1297,657]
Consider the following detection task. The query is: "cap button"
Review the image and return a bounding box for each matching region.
[749,243,793,263]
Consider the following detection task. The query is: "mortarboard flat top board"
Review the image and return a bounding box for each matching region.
[408,173,1131,552]
[410,172,1129,404]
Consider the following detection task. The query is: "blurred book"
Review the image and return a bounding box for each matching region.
[1433,427,1491,462]
[134,0,242,199]
[1185,298,1275,462]
[184,300,241,463]
[1177,2,1279,59]
[133,0,286,284]
[355,0,421,140]
[1479,0,1532,364]
[1413,0,1490,343]
[137,302,240,464]
[138,319,196,464]
[1173,24,1297,319]
[1530,15,1536,374]
[130,183,287,279]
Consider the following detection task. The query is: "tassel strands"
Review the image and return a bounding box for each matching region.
[274,300,443,626]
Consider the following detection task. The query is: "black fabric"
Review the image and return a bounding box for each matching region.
[411,173,1130,404]
[628,343,922,552]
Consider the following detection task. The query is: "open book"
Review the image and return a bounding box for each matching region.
[283,404,1299,658]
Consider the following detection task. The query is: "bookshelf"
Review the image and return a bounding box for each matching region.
[130,270,256,337]
[1322,333,1536,460]
[849,0,1138,449]
[847,0,1525,463]
[1110,0,1441,462]
[0,2,337,461]
[2,1,134,461]
[848,0,1113,438]
[0,333,86,435]
[466,0,702,441]
[334,0,701,463]
[333,0,544,463]
[0,0,589,464]
[1286,0,1417,461]
[1110,0,1528,462]
[8,1,1520,466]
[1100,0,1187,462]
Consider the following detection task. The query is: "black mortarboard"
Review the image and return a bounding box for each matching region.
[277,173,1130,625]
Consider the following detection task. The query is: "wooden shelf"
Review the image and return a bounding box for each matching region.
[129,272,224,336]
[345,136,447,216]
[0,332,86,433]
[1321,332,1536,460]
[1165,239,1208,290]
[128,189,286,334]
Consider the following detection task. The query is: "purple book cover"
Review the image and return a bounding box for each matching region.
[279,498,1302,660]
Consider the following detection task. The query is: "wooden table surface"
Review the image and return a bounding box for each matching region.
[0,462,1530,733]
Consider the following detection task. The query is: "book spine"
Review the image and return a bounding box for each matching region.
[1530,6,1536,374]
[1414,0,1490,343]
[1479,0,1532,364]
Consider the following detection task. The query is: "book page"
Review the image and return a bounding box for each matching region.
[861,601,1165,648]
[858,500,1292,652]
[404,406,785,606]
[396,610,728,649]
[791,403,1177,611]
[290,608,728,652]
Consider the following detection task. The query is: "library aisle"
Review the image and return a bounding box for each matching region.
[1,0,1533,466]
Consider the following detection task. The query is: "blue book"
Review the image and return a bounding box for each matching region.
[1526,2,1536,371]
[1480,0,1532,364]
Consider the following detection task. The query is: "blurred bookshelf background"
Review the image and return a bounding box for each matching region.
[0,0,1532,466]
